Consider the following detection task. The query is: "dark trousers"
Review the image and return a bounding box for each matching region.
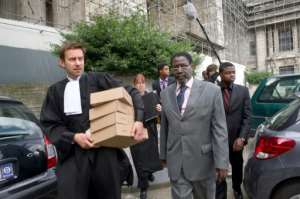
[229,149,243,193]
[136,170,151,191]
[56,148,121,199]
[216,149,243,199]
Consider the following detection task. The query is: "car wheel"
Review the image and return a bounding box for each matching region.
[272,181,300,199]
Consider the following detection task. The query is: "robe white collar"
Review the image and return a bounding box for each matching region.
[64,76,82,115]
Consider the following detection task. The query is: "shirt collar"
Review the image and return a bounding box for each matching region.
[176,77,194,91]
[220,81,233,90]
[67,75,81,82]
[160,77,168,82]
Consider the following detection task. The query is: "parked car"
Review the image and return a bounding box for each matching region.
[244,97,300,199]
[250,73,300,136]
[0,96,57,199]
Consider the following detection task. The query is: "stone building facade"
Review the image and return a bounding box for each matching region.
[147,0,250,66]
[247,0,300,74]
[0,0,146,29]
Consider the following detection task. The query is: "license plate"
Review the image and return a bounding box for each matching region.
[0,163,14,181]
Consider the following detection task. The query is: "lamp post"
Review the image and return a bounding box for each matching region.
[184,0,222,64]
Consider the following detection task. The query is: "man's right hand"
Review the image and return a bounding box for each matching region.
[73,133,94,149]
[160,160,167,168]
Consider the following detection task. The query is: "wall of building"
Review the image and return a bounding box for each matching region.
[247,0,300,74]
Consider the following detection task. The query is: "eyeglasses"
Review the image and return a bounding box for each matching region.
[173,64,190,70]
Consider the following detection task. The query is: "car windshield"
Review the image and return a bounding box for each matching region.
[268,99,300,131]
[0,101,41,137]
[258,76,300,103]
[0,101,37,123]
[0,117,42,137]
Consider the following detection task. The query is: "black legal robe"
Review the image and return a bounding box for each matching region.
[40,72,143,163]
[40,72,144,199]
[130,92,162,190]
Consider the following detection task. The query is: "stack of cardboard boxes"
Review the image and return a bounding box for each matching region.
[89,87,145,148]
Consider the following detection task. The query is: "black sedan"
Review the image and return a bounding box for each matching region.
[0,96,57,199]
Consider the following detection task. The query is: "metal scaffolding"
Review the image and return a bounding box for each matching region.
[147,0,249,65]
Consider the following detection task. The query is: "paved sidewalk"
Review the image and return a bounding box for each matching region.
[122,178,249,199]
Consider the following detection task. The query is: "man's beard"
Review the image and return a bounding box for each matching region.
[175,72,192,85]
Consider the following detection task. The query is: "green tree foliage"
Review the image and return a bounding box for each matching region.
[246,71,272,84]
[53,13,193,78]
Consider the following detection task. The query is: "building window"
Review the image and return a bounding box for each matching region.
[46,0,53,27]
[278,25,293,52]
[279,65,294,74]
[250,41,256,55]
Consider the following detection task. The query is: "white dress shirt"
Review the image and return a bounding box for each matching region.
[64,76,82,115]
[176,77,194,115]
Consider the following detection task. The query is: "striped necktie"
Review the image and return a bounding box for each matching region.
[177,85,187,112]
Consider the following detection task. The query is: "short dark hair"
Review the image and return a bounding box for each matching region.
[206,64,218,73]
[157,63,168,72]
[59,41,86,60]
[219,62,234,73]
[170,52,193,65]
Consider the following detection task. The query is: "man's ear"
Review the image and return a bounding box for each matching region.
[59,59,65,69]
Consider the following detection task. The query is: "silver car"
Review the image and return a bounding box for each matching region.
[244,98,300,199]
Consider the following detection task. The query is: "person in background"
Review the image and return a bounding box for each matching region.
[218,62,251,199]
[152,63,175,114]
[130,74,162,199]
[206,64,220,84]
[152,63,175,97]
[202,70,209,81]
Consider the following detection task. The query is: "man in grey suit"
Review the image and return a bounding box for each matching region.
[160,52,229,199]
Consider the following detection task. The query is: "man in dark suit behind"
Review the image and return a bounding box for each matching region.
[152,63,175,97]
[218,62,251,199]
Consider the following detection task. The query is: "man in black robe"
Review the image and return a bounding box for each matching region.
[40,42,145,199]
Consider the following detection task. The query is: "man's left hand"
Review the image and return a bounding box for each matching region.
[216,168,228,182]
[233,138,245,151]
[131,121,145,142]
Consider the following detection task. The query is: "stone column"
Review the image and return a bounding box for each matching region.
[267,27,274,57]
[70,0,85,27]
[256,27,267,71]
[274,25,279,54]
[0,0,18,20]
[292,21,298,51]
[52,0,70,29]
[19,0,46,25]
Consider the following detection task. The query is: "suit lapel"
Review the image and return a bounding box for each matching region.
[229,84,238,111]
[156,79,161,94]
[166,83,181,117]
[168,76,175,86]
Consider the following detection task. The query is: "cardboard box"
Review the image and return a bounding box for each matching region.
[90,87,132,107]
[90,87,148,148]
[89,100,133,121]
[91,125,148,148]
[90,111,134,133]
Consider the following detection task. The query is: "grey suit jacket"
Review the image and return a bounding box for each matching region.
[160,79,229,181]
